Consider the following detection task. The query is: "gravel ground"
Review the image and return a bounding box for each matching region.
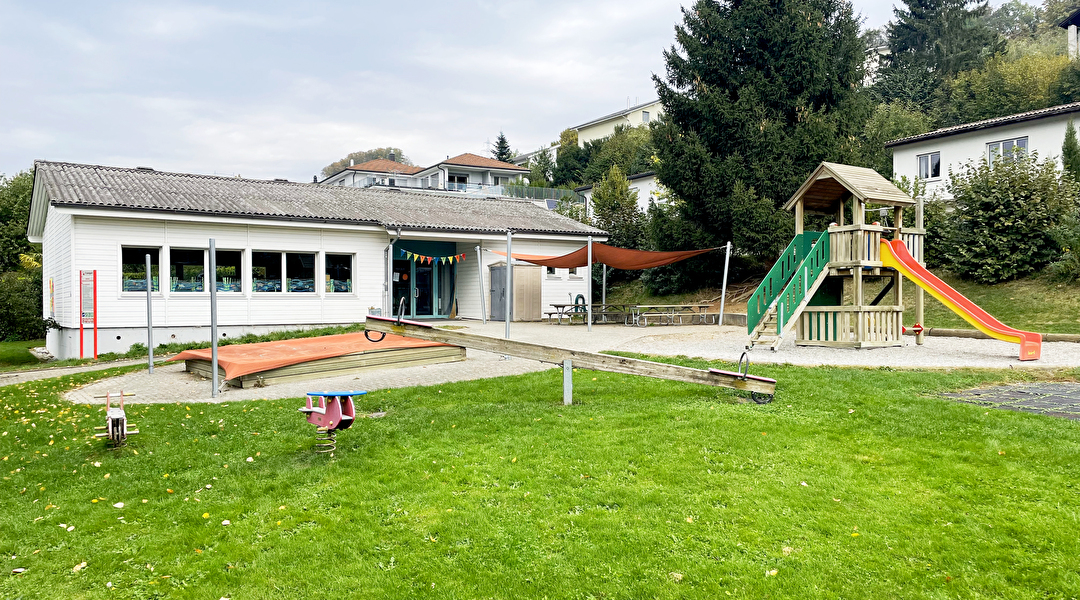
[58,320,1080,405]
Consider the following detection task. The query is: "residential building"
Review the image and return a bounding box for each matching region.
[321,152,529,194]
[574,171,659,214]
[28,161,604,360]
[887,101,1080,199]
[571,99,662,147]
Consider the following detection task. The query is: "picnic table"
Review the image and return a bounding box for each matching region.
[628,304,712,327]
[547,303,634,325]
[546,303,712,326]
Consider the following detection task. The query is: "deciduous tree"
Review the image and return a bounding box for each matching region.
[321,148,413,178]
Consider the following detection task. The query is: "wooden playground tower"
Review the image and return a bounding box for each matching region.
[748,162,926,349]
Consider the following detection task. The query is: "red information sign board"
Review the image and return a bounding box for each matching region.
[79,270,97,359]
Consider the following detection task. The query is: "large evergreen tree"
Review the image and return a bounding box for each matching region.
[877,0,1004,109]
[1063,120,1080,182]
[491,132,515,163]
[650,0,868,273]
[591,165,645,251]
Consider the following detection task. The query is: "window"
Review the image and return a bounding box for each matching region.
[642,110,650,123]
[917,152,940,179]
[431,173,440,188]
[286,253,316,292]
[568,266,580,278]
[215,250,243,292]
[987,137,1028,162]
[448,173,468,191]
[170,249,205,292]
[121,246,160,292]
[546,266,557,278]
[251,252,282,292]
[325,254,353,293]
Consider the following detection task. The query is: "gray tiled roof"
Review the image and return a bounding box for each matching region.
[33,161,605,236]
[885,101,1080,148]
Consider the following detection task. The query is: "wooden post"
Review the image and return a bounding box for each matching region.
[563,359,573,405]
[893,207,903,320]
[915,196,925,345]
[794,199,804,235]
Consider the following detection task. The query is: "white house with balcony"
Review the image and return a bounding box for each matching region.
[887,101,1080,199]
[321,152,529,194]
[573,171,660,214]
[571,99,662,146]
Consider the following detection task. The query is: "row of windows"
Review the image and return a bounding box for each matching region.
[916,136,1028,180]
[119,247,354,294]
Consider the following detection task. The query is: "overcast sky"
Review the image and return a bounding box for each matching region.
[0,1,940,182]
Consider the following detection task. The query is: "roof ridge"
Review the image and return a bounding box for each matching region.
[885,101,1080,148]
[35,159,310,186]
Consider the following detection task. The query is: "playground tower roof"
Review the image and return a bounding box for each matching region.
[784,162,914,215]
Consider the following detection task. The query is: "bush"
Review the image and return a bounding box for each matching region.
[1048,215,1080,283]
[943,153,1078,283]
[0,266,57,341]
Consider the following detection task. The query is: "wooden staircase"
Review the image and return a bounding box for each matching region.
[748,268,830,350]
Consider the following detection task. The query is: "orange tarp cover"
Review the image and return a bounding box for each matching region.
[491,243,716,270]
[169,332,451,380]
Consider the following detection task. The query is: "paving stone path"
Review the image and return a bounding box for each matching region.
[941,383,1080,421]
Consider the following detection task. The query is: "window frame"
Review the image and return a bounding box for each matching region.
[987,136,1028,162]
[324,253,354,294]
[168,248,208,294]
[251,250,285,293]
[917,151,941,180]
[120,245,162,294]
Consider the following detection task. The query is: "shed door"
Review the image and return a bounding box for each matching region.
[489,265,506,321]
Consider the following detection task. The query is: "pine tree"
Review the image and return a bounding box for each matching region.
[650,0,867,273]
[877,0,1004,109]
[491,132,514,164]
[1063,120,1080,182]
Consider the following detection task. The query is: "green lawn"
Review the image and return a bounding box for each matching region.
[904,272,1080,335]
[3,359,1080,598]
[0,339,43,370]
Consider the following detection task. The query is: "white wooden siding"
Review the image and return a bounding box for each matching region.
[71,215,388,329]
[41,205,74,326]
[454,238,589,320]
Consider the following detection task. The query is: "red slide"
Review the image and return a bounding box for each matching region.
[880,239,1041,361]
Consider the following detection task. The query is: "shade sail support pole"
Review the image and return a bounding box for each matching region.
[587,236,593,332]
[719,241,731,328]
[505,230,512,340]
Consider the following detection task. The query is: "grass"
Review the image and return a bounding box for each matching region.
[0,323,367,375]
[0,340,43,370]
[904,272,1080,335]
[3,358,1080,598]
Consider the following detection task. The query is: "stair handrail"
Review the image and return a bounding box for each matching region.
[747,232,823,333]
[773,230,831,337]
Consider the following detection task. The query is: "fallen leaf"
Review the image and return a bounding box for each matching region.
[202,513,209,519]
[766,569,779,577]
[113,502,124,509]
[221,520,230,526]
[669,572,683,582]
[800,481,808,487]
[72,561,87,573]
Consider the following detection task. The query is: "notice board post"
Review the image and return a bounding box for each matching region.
[79,270,97,359]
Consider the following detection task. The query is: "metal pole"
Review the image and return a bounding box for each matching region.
[586,236,593,332]
[476,245,486,325]
[210,239,219,398]
[505,231,512,339]
[601,265,607,306]
[145,254,153,373]
[563,359,573,405]
[719,241,731,327]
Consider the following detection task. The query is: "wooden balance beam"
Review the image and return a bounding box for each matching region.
[363,315,776,402]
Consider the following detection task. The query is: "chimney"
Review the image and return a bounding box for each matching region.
[312,175,318,183]
[389,150,396,162]
[350,158,355,167]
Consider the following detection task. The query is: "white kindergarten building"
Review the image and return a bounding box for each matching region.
[888,101,1080,199]
[27,161,604,360]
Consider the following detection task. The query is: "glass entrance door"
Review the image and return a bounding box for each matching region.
[414,265,434,316]
[392,259,451,318]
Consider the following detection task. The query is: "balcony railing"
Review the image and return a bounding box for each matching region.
[358,179,581,202]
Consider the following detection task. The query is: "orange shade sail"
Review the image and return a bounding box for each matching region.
[491,242,717,270]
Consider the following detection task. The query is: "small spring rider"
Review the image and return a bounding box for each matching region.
[94,391,139,447]
[298,391,365,453]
